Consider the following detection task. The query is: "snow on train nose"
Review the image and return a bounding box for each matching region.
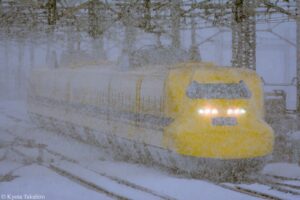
[163,117,274,159]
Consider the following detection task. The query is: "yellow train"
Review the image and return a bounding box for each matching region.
[28,62,274,179]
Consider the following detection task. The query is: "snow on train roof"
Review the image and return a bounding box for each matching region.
[39,61,258,78]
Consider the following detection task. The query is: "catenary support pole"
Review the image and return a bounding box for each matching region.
[47,0,57,25]
[231,0,256,70]
[297,0,300,113]
[171,0,181,49]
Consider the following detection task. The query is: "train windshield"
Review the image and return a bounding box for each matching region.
[186,80,251,99]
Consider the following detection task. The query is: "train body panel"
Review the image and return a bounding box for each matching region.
[29,69,168,148]
[28,62,274,170]
[162,63,273,158]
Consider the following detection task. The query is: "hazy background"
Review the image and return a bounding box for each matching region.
[0,0,297,109]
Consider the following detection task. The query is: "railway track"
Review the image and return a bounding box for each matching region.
[9,145,176,200]
[216,183,285,200]
[1,107,300,200]
[215,173,300,200]
[216,180,300,200]
[265,174,300,182]
[1,123,177,200]
[49,165,131,200]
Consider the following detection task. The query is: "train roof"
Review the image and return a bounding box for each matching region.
[33,61,259,78]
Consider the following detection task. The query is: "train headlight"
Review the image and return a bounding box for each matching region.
[227,108,246,115]
[198,108,218,115]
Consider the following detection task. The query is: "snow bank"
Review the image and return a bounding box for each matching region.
[263,162,300,178]
[0,163,111,200]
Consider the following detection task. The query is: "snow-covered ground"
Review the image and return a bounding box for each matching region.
[1,100,300,200]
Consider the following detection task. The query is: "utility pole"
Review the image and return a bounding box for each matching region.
[47,0,57,25]
[189,15,201,61]
[0,0,3,17]
[297,0,300,112]
[231,0,256,70]
[123,25,136,69]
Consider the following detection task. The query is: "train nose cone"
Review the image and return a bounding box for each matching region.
[164,119,274,159]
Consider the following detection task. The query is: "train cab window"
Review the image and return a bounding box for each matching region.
[186,80,251,99]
